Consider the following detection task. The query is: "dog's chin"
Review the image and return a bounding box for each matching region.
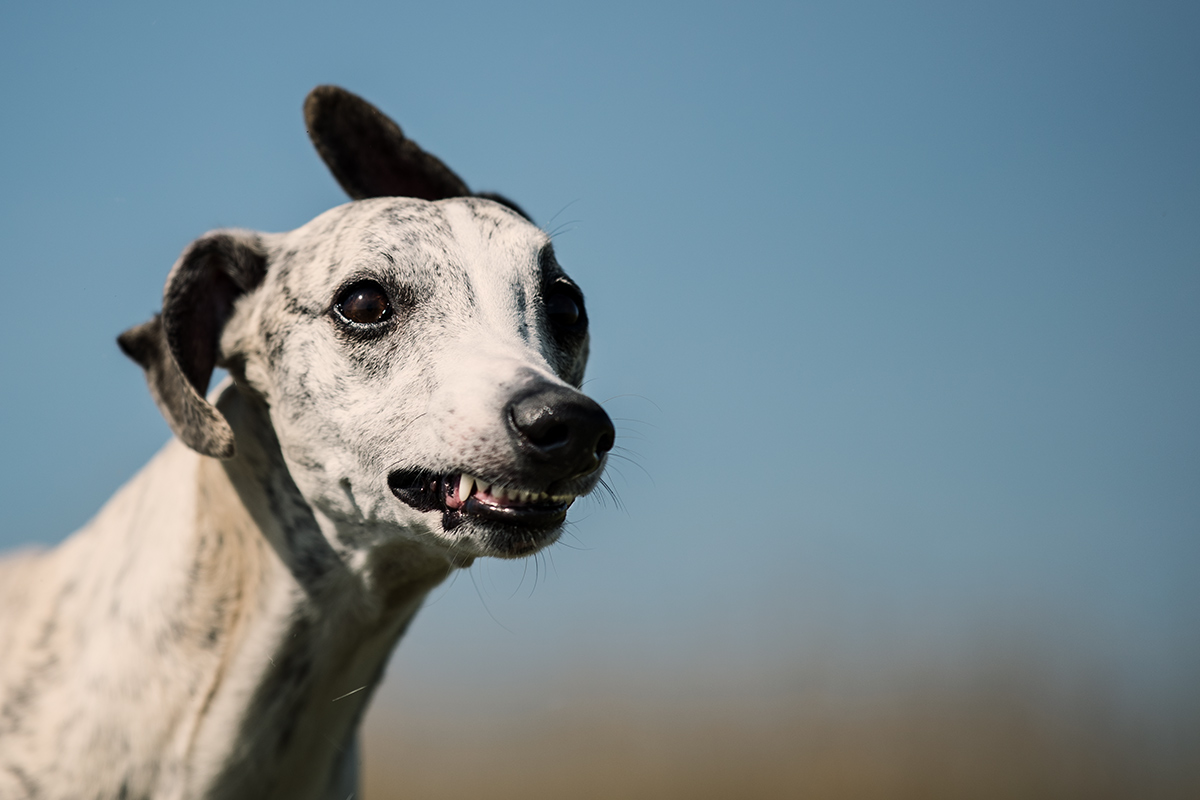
[387,470,574,559]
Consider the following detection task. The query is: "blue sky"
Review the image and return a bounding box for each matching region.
[1,1,1197,716]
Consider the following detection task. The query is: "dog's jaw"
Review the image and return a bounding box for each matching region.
[385,465,611,559]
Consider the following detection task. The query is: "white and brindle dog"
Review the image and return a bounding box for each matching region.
[0,86,614,799]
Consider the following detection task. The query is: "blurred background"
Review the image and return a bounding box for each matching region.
[1,2,1197,797]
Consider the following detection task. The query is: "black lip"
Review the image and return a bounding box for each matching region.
[387,470,570,532]
[387,470,443,513]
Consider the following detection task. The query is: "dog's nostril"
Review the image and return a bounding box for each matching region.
[529,422,571,451]
[595,430,615,458]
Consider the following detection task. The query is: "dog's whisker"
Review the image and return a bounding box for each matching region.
[609,416,656,426]
[606,451,652,484]
[529,551,543,598]
[469,568,516,634]
[511,557,532,600]
[331,686,368,703]
[599,393,662,413]
[545,198,582,230]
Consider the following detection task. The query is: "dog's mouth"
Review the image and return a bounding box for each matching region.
[388,470,575,536]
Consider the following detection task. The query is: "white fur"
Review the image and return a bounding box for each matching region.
[0,196,607,799]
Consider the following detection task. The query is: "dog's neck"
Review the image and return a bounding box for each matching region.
[179,382,454,796]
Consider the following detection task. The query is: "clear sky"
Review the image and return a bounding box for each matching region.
[1,1,1197,719]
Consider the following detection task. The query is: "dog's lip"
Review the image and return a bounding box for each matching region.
[387,469,574,530]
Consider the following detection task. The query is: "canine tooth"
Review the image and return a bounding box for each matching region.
[458,474,475,501]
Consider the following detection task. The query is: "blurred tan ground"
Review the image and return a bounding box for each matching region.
[361,657,1199,800]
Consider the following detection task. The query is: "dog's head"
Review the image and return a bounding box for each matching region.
[119,87,613,561]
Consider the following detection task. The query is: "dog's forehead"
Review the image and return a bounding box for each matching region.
[269,196,549,302]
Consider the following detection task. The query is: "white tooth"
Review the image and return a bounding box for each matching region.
[521,491,532,502]
[494,486,508,500]
[458,474,475,501]
[478,481,491,495]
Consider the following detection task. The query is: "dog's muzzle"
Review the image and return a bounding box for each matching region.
[388,385,614,542]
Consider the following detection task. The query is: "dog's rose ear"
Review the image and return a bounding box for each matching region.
[304,85,533,221]
[118,231,267,459]
[304,85,470,202]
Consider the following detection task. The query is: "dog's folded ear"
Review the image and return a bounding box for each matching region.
[118,231,268,459]
[304,85,532,221]
[304,85,470,202]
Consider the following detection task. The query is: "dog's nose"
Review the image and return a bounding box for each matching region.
[507,385,615,480]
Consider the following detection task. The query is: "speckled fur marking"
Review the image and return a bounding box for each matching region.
[0,87,609,800]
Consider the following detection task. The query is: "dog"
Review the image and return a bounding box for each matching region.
[0,85,614,799]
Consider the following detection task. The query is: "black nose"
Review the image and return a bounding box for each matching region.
[507,384,615,481]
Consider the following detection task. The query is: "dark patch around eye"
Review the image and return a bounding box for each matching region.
[545,292,580,327]
[542,278,587,338]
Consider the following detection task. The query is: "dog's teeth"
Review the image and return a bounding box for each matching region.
[459,480,556,504]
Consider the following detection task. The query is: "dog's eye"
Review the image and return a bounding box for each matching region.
[336,282,391,325]
[545,291,583,330]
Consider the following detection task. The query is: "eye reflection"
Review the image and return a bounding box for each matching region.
[338,282,391,325]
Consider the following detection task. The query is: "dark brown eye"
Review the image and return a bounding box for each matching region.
[336,281,391,325]
[546,291,582,329]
